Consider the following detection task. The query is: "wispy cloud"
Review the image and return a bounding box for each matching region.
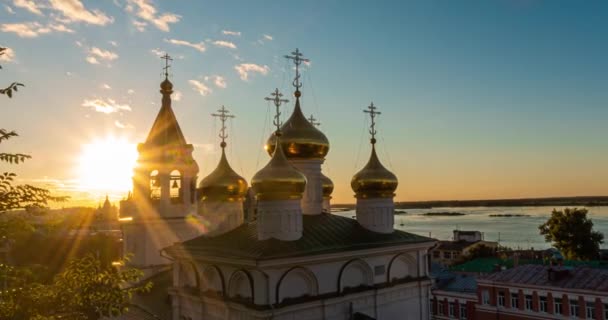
[165,38,206,53]
[5,5,15,14]
[82,98,131,114]
[12,0,42,15]
[1,22,72,38]
[173,90,182,101]
[125,0,180,32]
[204,75,227,88]
[48,0,113,25]
[87,47,118,64]
[188,80,212,96]
[222,30,241,36]
[109,40,118,47]
[212,40,236,49]
[115,120,134,129]
[150,48,164,57]
[86,56,99,64]
[132,20,146,32]
[127,89,135,94]
[263,34,273,41]
[101,83,111,90]
[234,63,269,81]
[0,47,15,63]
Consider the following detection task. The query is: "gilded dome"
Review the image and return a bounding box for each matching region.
[160,78,173,93]
[199,148,248,201]
[265,97,329,160]
[320,172,334,198]
[351,145,398,199]
[252,137,307,201]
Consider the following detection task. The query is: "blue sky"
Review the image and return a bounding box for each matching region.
[1,0,607,205]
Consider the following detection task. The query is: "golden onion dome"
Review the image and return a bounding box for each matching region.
[252,136,307,201]
[199,148,248,201]
[265,96,329,160]
[351,145,398,199]
[160,78,173,93]
[320,172,334,198]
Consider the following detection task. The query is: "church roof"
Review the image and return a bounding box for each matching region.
[144,98,187,146]
[166,213,434,261]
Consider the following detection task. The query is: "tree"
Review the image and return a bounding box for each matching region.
[0,255,151,319]
[539,208,604,260]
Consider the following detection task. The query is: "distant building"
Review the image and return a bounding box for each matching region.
[431,231,498,266]
[476,264,608,320]
[430,264,478,320]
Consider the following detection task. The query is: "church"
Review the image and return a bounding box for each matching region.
[120,49,436,320]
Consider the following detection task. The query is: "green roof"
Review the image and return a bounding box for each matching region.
[451,257,608,273]
[167,213,434,261]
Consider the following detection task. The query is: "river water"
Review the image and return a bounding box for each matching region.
[334,206,608,250]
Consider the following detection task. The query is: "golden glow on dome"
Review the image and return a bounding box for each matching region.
[351,145,398,199]
[265,98,329,159]
[252,137,307,201]
[199,148,248,202]
[321,172,334,198]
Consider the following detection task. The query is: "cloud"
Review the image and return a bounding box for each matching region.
[173,90,182,101]
[205,75,226,88]
[165,38,206,53]
[150,48,164,57]
[263,34,273,41]
[13,0,42,15]
[126,0,180,32]
[82,98,131,114]
[127,89,135,94]
[0,47,15,63]
[222,30,241,36]
[5,5,15,14]
[48,0,113,25]
[115,120,134,129]
[65,71,73,76]
[102,83,111,90]
[109,40,118,47]
[132,20,146,31]
[234,63,269,81]
[88,47,118,63]
[49,23,75,33]
[188,80,212,96]
[75,40,83,47]
[1,22,74,37]
[212,40,236,49]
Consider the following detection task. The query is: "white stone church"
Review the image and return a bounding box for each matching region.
[119,50,436,320]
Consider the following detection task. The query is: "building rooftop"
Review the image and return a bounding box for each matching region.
[435,240,479,251]
[451,257,608,274]
[480,264,608,292]
[167,213,434,261]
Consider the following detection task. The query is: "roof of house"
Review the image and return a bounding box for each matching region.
[166,213,435,261]
[480,264,608,292]
[451,257,608,274]
[437,273,478,294]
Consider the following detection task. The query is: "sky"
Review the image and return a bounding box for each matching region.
[1,0,608,206]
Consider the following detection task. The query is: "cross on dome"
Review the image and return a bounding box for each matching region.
[264,88,289,135]
[211,105,235,148]
[284,48,309,96]
[161,53,173,79]
[308,114,320,127]
[364,102,381,144]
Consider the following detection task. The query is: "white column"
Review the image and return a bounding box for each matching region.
[289,159,323,215]
[356,197,395,233]
[200,200,244,236]
[322,197,331,213]
[257,199,302,241]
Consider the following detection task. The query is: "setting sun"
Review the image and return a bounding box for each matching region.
[77,136,138,193]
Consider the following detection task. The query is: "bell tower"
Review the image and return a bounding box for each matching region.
[121,54,201,270]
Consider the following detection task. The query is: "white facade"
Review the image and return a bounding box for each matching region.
[290,159,324,215]
[169,243,434,320]
[257,199,303,241]
[356,198,395,234]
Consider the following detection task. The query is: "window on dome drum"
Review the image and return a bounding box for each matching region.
[586,302,595,319]
[555,298,562,315]
[459,303,467,319]
[498,291,505,307]
[150,170,161,200]
[170,170,182,202]
[539,296,547,312]
[482,290,490,305]
[449,302,455,317]
[525,295,532,310]
[511,293,519,308]
[570,300,579,318]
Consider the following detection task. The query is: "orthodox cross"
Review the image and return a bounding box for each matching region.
[308,114,320,127]
[264,88,289,134]
[364,102,381,144]
[284,48,309,92]
[211,105,234,148]
[161,53,173,78]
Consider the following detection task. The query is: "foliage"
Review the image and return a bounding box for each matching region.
[0,255,152,319]
[0,47,24,98]
[539,208,604,260]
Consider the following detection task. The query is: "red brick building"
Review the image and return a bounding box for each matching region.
[475,264,608,319]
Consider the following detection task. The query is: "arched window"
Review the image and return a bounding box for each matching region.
[170,170,182,202]
[150,170,160,200]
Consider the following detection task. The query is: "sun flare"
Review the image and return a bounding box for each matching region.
[77,136,138,193]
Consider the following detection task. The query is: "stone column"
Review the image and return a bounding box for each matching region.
[290,159,323,215]
[356,197,394,233]
[257,200,303,240]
